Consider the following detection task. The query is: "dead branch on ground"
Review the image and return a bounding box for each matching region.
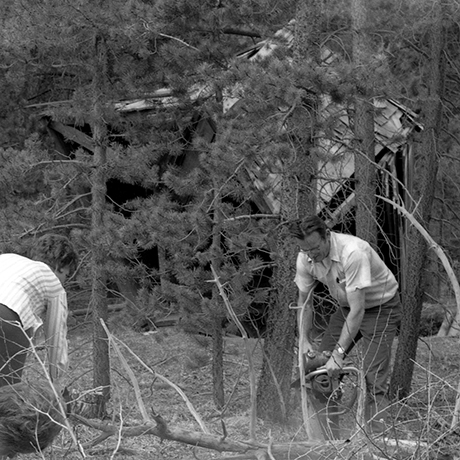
[70,411,429,460]
[67,323,433,459]
[100,319,210,434]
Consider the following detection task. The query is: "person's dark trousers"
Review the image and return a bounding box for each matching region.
[0,303,32,387]
[318,294,402,433]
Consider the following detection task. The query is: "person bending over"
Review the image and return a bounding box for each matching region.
[290,216,401,433]
[0,234,78,387]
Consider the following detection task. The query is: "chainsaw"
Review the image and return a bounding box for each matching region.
[293,351,359,439]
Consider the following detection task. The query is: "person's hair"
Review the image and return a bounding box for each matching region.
[0,381,65,458]
[29,234,78,273]
[288,216,329,240]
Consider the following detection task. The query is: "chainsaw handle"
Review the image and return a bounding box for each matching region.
[305,366,359,381]
[305,366,360,416]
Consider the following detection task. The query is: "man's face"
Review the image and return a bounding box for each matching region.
[53,265,72,285]
[296,231,330,263]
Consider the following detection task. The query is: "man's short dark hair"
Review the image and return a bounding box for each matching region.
[29,234,78,273]
[288,216,329,240]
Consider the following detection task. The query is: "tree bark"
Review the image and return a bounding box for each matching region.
[351,0,377,246]
[390,0,445,399]
[90,33,111,417]
[256,0,320,423]
[211,314,224,409]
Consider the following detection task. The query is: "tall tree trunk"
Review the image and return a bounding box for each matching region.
[351,0,377,246]
[390,0,445,400]
[210,178,225,410]
[209,96,227,411]
[211,313,224,408]
[90,34,111,417]
[256,0,320,422]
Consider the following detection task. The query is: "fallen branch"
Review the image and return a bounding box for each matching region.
[106,332,210,434]
[70,412,341,458]
[70,413,429,460]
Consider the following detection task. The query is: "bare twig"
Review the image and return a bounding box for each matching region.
[110,399,124,460]
[266,430,276,460]
[25,331,86,457]
[101,320,150,423]
[377,195,460,338]
[107,332,210,434]
[224,214,280,222]
[196,27,262,39]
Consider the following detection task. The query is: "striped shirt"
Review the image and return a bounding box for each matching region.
[0,253,68,380]
[295,232,399,308]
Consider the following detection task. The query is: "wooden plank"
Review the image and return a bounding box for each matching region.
[49,120,95,152]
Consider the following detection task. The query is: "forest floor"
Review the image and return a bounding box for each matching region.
[15,307,460,460]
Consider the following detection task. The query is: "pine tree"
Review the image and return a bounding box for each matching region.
[0,0,180,413]
[139,0,300,419]
[390,0,446,399]
[256,1,321,422]
[351,0,378,246]
[4,0,458,426]
[89,33,111,417]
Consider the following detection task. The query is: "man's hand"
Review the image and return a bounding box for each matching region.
[324,352,344,378]
[299,335,315,356]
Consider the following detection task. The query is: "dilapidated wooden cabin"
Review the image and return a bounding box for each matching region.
[44,20,421,306]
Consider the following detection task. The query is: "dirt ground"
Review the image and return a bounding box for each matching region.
[14,314,460,459]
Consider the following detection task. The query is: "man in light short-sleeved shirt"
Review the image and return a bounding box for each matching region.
[290,216,401,435]
[0,234,78,387]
